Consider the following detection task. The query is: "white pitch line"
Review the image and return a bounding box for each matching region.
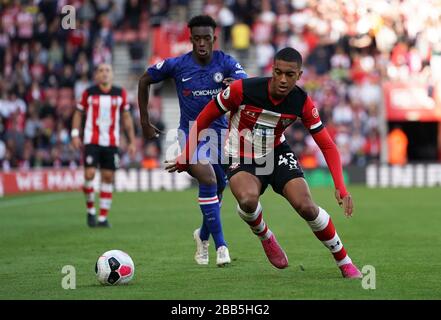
[0,192,79,209]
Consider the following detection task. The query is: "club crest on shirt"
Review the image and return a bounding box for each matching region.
[213,72,224,83]
[312,107,319,119]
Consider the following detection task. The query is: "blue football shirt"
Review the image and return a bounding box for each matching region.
[147,50,248,133]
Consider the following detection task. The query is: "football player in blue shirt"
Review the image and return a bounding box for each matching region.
[138,15,248,266]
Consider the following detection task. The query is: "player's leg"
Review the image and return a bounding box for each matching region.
[97,169,114,227]
[228,170,288,269]
[196,163,226,254]
[83,145,98,227]
[281,178,362,278]
[96,146,118,227]
[212,163,227,207]
[189,162,230,266]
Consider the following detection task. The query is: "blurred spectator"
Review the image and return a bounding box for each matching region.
[388,126,408,165]
[3,0,441,170]
[125,0,142,30]
[217,4,235,50]
[142,142,160,169]
[231,19,251,62]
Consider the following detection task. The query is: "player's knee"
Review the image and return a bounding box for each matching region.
[237,191,259,213]
[295,202,318,220]
[84,170,95,181]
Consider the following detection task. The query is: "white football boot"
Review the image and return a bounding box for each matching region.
[216,245,231,267]
[193,228,209,265]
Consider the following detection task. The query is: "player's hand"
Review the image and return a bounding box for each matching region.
[141,122,162,140]
[222,77,235,87]
[128,142,137,159]
[164,155,189,173]
[335,189,354,217]
[71,136,82,150]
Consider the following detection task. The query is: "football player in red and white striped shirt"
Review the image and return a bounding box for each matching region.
[71,63,136,227]
[167,48,362,278]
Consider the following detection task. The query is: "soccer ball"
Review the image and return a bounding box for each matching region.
[95,250,135,285]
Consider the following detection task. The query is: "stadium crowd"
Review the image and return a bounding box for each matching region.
[0,0,152,170]
[1,0,440,170]
[205,0,441,167]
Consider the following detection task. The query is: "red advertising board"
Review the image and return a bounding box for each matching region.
[383,81,441,121]
[0,169,193,196]
[0,169,84,195]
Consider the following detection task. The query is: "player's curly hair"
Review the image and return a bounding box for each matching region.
[187,15,217,30]
[274,47,303,66]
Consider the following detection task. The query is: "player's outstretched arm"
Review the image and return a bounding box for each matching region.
[138,71,162,140]
[311,128,354,217]
[165,99,224,173]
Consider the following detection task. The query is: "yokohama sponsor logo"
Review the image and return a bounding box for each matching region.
[192,88,221,97]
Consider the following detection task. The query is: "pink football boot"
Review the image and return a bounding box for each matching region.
[261,234,289,269]
[339,263,363,279]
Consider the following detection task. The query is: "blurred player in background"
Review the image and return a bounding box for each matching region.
[167,48,362,278]
[138,15,248,266]
[72,63,136,228]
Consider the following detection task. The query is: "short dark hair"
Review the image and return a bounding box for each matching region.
[187,15,217,30]
[274,47,302,66]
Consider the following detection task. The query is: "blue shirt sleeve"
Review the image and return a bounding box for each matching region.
[225,55,248,80]
[146,58,178,82]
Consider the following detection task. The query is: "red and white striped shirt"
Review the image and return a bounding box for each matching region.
[181,77,348,196]
[215,78,323,158]
[77,85,130,147]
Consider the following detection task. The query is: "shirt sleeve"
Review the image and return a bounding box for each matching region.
[301,96,324,134]
[312,128,348,197]
[226,55,248,80]
[77,89,88,112]
[214,79,244,114]
[146,58,177,82]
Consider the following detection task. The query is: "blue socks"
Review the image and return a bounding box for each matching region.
[198,184,226,249]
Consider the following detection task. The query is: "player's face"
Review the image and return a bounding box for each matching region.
[190,26,216,60]
[96,64,113,85]
[271,60,302,98]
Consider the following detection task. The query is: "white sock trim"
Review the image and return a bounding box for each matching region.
[84,179,94,188]
[336,255,352,267]
[237,202,262,222]
[307,207,330,232]
[100,183,113,193]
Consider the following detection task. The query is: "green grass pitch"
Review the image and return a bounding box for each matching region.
[1,186,440,300]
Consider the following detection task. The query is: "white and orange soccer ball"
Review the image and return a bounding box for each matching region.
[95,250,135,285]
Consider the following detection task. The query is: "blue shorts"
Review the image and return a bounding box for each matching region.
[177,129,227,165]
[177,129,227,191]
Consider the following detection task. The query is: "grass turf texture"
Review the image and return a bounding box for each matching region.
[0,186,440,300]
